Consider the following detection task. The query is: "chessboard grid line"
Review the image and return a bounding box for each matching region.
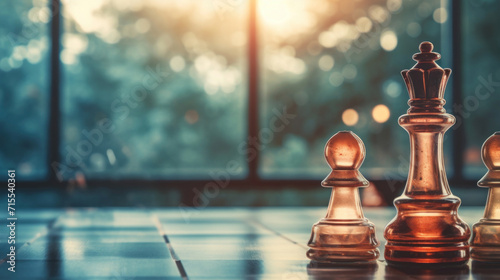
[0,214,62,266]
[152,214,189,280]
[248,219,309,250]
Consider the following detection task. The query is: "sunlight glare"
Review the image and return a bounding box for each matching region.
[257,0,314,38]
[258,0,291,27]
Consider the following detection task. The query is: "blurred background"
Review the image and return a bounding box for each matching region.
[1,0,499,208]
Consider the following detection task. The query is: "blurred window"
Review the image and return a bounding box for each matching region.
[258,0,450,179]
[0,0,495,183]
[0,0,50,179]
[462,0,500,178]
[59,0,248,179]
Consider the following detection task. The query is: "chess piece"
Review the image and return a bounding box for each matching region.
[307,131,380,263]
[471,132,500,263]
[384,42,471,266]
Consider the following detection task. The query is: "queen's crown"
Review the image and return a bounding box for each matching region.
[402,42,451,113]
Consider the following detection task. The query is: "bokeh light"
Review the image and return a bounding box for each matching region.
[169,56,185,72]
[356,17,373,33]
[342,109,359,126]
[318,55,334,71]
[185,110,199,124]
[380,30,398,51]
[387,0,402,12]
[406,22,422,37]
[433,7,448,23]
[342,64,357,80]
[372,104,391,123]
[329,72,344,87]
[383,80,402,98]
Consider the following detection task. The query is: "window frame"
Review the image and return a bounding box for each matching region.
[24,0,472,205]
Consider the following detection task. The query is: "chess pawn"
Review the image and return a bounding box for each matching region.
[471,132,500,262]
[307,131,380,263]
[384,42,470,266]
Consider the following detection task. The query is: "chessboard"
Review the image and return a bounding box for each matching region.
[0,207,496,279]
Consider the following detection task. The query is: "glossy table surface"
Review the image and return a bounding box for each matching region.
[0,207,498,279]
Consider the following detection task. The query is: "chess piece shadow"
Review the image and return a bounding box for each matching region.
[384,42,470,266]
[307,131,380,263]
[307,260,378,280]
[470,132,500,263]
[384,262,469,279]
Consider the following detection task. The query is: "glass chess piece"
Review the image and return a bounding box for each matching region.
[307,131,380,263]
[384,42,471,266]
[471,132,500,263]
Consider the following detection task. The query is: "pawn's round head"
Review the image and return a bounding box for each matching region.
[419,41,433,53]
[482,132,500,170]
[324,131,365,170]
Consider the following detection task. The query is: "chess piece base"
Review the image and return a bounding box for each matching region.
[470,220,500,262]
[385,245,469,266]
[385,262,470,278]
[307,219,380,263]
[384,197,470,265]
[306,248,379,263]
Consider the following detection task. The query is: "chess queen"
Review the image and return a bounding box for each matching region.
[384,42,471,266]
